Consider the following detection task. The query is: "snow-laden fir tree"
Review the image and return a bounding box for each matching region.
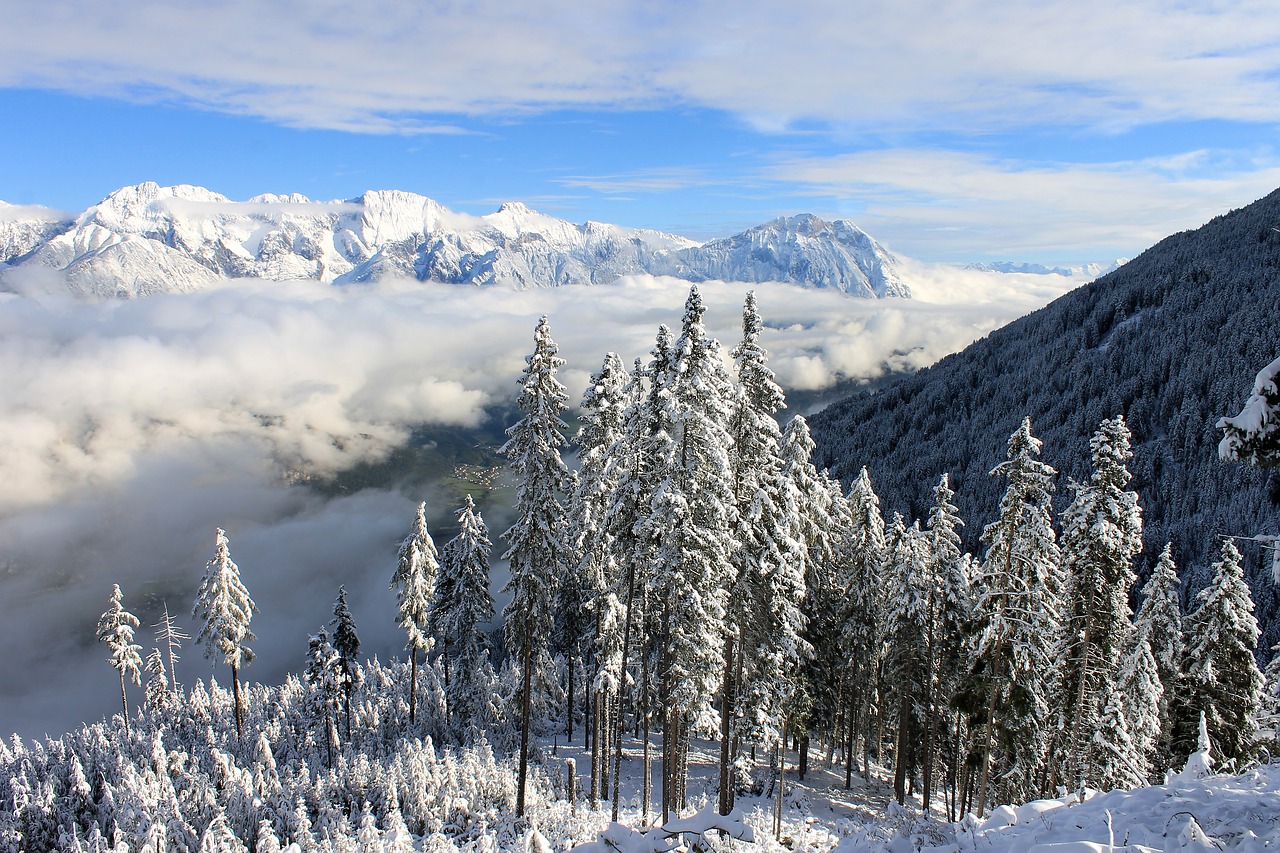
[648,286,737,820]
[501,314,570,817]
[1134,542,1183,773]
[193,528,257,739]
[554,469,593,743]
[391,501,439,725]
[602,341,674,821]
[569,351,630,805]
[921,473,970,811]
[1092,687,1145,791]
[968,418,1062,811]
[720,291,788,813]
[1171,538,1264,767]
[97,584,144,738]
[885,518,932,804]
[1115,623,1163,783]
[756,415,817,831]
[304,628,342,768]
[330,586,362,740]
[1050,415,1143,792]
[435,493,495,725]
[838,466,889,784]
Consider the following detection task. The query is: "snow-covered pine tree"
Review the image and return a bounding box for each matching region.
[800,470,854,780]
[97,584,144,738]
[921,473,970,811]
[193,528,257,739]
[968,418,1062,811]
[570,351,630,805]
[1115,624,1162,783]
[1050,415,1143,792]
[885,519,931,804]
[330,587,362,741]
[1134,542,1183,774]
[554,469,593,743]
[391,501,439,725]
[648,287,737,820]
[303,628,342,769]
[838,466,888,786]
[1092,687,1145,791]
[435,494,495,725]
[722,291,789,812]
[603,341,674,821]
[1171,538,1265,767]
[501,314,571,817]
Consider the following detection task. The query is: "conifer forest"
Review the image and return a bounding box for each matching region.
[3,266,1278,853]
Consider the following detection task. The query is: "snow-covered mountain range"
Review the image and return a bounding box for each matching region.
[0,183,909,298]
[965,259,1128,278]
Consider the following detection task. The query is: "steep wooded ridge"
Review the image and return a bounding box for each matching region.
[808,187,1280,653]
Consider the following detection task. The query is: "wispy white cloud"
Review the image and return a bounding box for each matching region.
[2,0,1279,134]
[554,167,716,194]
[763,148,1280,258]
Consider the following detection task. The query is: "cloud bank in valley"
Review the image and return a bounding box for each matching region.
[0,270,1079,738]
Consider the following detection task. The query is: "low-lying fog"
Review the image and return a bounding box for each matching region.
[0,265,1080,739]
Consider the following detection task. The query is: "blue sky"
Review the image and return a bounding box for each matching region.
[2,0,1280,263]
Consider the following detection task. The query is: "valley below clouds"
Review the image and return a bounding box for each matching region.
[0,268,1079,738]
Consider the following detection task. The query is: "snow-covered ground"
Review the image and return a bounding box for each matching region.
[533,730,1280,853]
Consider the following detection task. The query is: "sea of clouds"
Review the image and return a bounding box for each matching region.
[0,267,1080,738]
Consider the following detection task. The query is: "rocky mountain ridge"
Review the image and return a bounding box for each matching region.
[0,183,909,298]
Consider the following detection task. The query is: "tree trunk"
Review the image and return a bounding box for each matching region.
[977,635,1005,816]
[893,687,911,805]
[409,648,418,725]
[567,652,576,744]
[799,733,810,780]
[773,719,788,841]
[232,662,243,739]
[610,556,639,823]
[718,634,737,815]
[119,671,130,738]
[517,640,534,817]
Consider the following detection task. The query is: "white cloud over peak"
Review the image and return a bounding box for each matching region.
[3,1,1280,134]
[765,148,1280,258]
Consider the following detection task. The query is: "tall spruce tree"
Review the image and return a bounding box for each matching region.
[571,352,630,806]
[1115,625,1163,784]
[1050,415,1143,791]
[330,587,361,741]
[969,418,1061,811]
[1171,539,1264,767]
[435,494,495,722]
[649,287,736,820]
[390,501,439,725]
[921,473,970,810]
[193,528,257,739]
[721,291,788,813]
[839,467,888,786]
[303,628,342,768]
[1134,543,1184,773]
[97,584,144,738]
[603,340,674,821]
[501,314,570,817]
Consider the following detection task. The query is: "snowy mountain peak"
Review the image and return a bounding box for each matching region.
[0,183,913,298]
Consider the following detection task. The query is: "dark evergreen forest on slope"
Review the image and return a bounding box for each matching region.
[808,187,1280,656]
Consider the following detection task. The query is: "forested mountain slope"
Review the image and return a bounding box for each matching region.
[808,187,1280,654]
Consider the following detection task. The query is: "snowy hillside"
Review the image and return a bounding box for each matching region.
[0,183,908,297]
